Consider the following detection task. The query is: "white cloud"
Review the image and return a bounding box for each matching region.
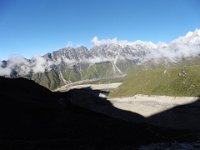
[62,57,76,64]
[32,56,47,73]
[0,61,11,76]
[1,29,200,77]
[91,36,157,50]
[147,29,200,62]
[174,29,200,45]
[7,56,31,75]
[91,36,118,46]
[0,55,55,76]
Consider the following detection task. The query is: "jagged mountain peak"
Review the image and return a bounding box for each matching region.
[1,29,200,81]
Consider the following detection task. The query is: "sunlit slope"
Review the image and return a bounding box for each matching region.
[30,61,123,90]
[110,65,200,97]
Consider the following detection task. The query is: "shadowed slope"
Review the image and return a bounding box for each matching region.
[148,98,200,130]
[0,77,199,149]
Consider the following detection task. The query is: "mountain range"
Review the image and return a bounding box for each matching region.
[1,29,200,89]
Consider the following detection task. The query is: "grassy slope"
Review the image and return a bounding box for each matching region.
[110,65,200,97]
[31,61,123,90]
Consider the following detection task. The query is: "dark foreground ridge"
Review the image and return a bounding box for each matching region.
[0,77,200,149]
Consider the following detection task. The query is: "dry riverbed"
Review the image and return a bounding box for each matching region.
[54,82,122,92]
[109,95,198,117]
[68,82,122,90]
[58,82,199,118]
[57,82,200,129]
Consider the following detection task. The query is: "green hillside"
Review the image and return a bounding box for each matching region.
[29,61,124,90]
[110,65,200,97]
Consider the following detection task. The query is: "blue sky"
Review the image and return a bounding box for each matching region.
[0,0,200,60]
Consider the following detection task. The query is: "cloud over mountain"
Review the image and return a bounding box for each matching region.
[91,36,157,49]
[0,56,54,76]
[0,29,200,76]
[148,29,200,62]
